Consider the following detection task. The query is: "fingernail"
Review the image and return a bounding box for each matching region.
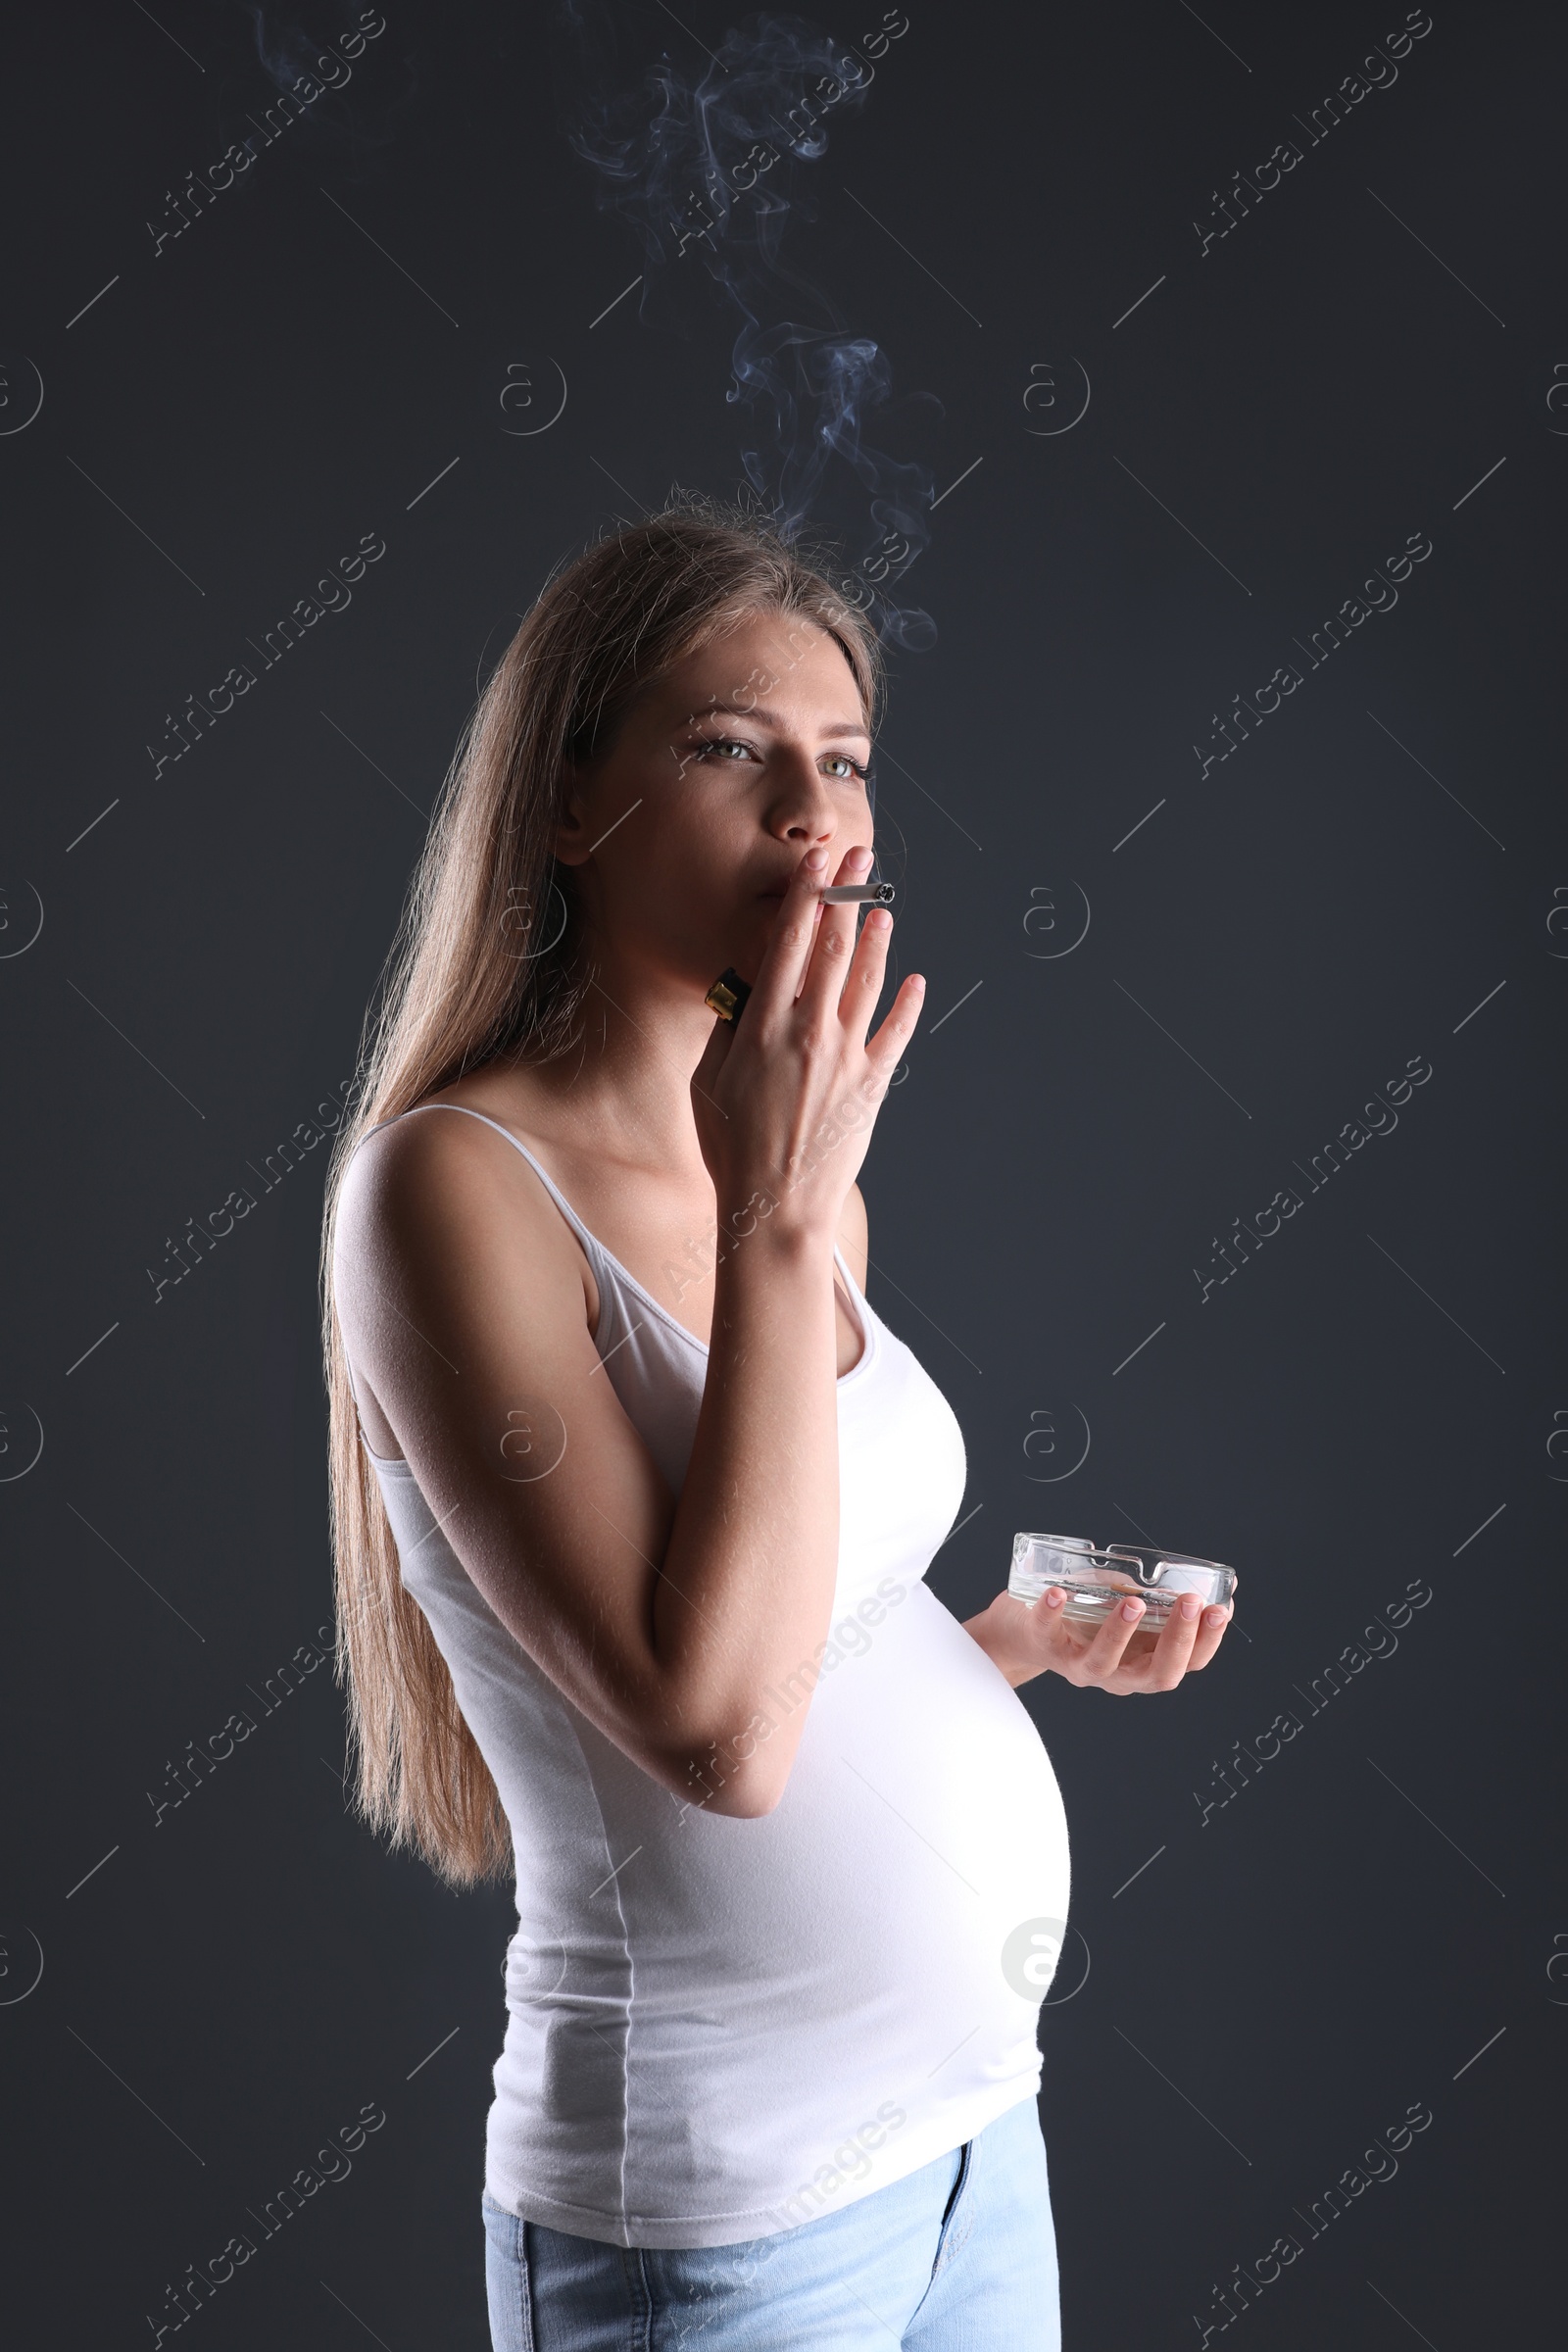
[1179,1593,1200,1621]
[805,850,828,869]
[852,845,873,868]
[1203,1606,1225,1629]
[1044,1586,1065,1609]
[1120,1597,1145,1622]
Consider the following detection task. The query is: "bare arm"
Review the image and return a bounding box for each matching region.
[334,849,922,1821]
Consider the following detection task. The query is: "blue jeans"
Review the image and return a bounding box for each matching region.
[481,2095,1059,2350]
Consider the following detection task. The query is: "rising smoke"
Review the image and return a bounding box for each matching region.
[563,6,938,652]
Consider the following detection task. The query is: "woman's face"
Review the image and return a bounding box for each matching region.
[554,612,875,995]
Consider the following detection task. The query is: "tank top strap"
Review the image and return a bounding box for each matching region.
[360,1102,604,1262]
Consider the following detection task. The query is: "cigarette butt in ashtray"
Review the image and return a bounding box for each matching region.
[819,880,896,904]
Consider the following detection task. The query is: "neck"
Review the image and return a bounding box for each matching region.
[501,945,722,1174]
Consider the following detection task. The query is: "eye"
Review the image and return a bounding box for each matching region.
[691,735,757,763]
[822,753,869,783]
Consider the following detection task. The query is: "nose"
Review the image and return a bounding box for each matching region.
[782,809,835,849]
[769,755,844,852]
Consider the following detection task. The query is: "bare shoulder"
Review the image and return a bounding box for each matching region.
[332,1102,596,1389]
[837,1180,868,1295]
[337,1100,559,1264]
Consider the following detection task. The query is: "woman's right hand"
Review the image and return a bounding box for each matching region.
[689,844,925,1244]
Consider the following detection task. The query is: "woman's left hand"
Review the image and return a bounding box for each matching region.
[963,1583,1236,1694]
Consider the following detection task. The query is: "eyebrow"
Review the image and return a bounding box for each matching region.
[682,700,871,741]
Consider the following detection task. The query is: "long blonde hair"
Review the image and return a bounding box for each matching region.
[319,490,885,1886]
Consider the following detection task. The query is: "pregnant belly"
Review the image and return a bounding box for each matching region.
[493,1592,1072,2239]
[619,1591,1073,2063]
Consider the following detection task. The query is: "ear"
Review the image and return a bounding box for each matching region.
[552,763,595,869]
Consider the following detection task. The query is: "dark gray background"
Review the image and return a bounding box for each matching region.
[2,1,1560,2342]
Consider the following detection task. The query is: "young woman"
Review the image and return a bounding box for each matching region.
[323,495,1233,2350]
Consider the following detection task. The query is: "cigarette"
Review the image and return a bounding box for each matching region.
[819,880,896,905]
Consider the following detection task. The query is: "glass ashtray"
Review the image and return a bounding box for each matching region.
[1009,1531,1237,1638]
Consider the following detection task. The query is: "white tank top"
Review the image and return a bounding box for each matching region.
[350,1102,1071,2249]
